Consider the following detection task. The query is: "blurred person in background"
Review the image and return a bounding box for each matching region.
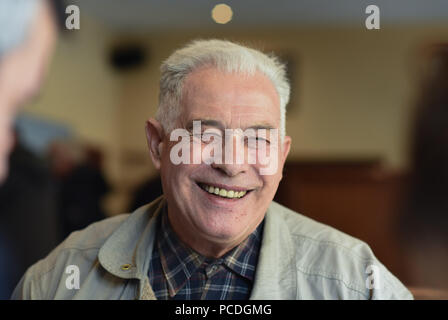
[0,0,56,182]
[48,140,109,241]
[0,0,57,298]
[0,129,57,298]
[128,175,163,212]
[401,44,448,298]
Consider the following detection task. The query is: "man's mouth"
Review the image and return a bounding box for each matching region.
[197,182,250,199]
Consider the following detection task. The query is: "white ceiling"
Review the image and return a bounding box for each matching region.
[75,0,448,32]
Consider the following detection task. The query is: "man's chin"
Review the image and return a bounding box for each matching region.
[201,229,243,246]
[196,214,251,241]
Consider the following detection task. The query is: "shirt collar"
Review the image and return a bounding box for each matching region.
[157,209,264,298]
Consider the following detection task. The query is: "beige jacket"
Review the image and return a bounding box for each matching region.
[12,196,413,300]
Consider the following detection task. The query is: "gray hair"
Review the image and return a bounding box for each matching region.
[156,39,290,141]
[0,0,39,57]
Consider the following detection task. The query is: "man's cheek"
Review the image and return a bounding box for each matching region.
[257,147,280,177]
[258,156,278,176]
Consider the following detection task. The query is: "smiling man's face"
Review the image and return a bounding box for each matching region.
[148,66,291,257]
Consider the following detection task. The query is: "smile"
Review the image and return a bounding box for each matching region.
[198,183,249,199]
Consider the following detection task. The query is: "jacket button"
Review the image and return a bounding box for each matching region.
[121,263,132,271]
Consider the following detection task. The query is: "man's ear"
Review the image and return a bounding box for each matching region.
[277,136,291,180]
[145,118,164,170]
[281,136,292,164]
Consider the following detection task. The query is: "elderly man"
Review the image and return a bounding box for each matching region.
[13,39,412,300]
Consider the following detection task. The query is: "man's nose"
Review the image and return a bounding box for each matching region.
[211,161,247,177]
[210,134,247,177]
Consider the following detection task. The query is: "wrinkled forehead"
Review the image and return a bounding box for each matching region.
[178,66,281,130]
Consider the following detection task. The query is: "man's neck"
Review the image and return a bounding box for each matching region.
[166,210,257,259]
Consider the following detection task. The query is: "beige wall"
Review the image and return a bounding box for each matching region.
[24,23,448,214]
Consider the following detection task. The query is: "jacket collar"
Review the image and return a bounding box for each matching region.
[98,196,166,281]
[249,203,298,299]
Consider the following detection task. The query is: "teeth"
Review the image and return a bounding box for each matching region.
[202,184,248,199]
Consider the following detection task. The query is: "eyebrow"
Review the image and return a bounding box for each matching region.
[186,119,225,132]
[185,119,276,132]
[246,124,276,131]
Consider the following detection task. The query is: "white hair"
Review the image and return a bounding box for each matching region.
[156,39,290,141]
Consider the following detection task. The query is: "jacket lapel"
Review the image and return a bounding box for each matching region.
[250,204,298,299]
[98,196,165,299]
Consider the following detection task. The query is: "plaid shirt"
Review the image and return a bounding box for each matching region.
[148,209,263,300]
